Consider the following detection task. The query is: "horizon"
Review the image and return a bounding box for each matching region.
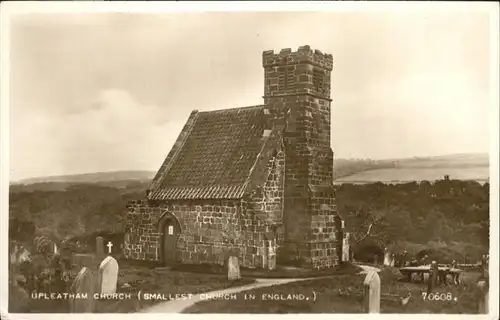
[6,11,493,181]
[12,151,490,183]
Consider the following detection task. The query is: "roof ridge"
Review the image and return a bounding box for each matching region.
[198,105,264,114]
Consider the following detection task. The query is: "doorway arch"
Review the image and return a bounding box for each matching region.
[157,211,181,266]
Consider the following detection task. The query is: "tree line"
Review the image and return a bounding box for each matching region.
[9,178,489,263]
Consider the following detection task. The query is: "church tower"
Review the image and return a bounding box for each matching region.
[263,46,340,268]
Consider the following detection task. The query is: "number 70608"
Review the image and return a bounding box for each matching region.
[422,292,455,301]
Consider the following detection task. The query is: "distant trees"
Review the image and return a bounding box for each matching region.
[336,179,489,263]
[9,178,489,264]
[9,182,146,243]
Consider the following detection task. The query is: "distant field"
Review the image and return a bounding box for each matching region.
[396,153,489,169]
[334,167,489,184]
[11,153,489,186]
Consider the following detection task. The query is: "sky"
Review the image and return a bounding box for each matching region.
[6,9,495,181]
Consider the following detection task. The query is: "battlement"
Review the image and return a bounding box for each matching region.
[262,45,333,71]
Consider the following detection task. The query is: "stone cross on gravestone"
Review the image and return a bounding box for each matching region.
[98,256,119,294]
[363,270,381,313]
[107,241,113,254]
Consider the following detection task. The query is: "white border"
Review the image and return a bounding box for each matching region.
[1,2,498,320]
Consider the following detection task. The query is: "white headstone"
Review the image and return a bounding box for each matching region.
[363,270,381,313]
[97,256,119,294]
[342,233,350,262]
[383,248,391,266]
[268,240,277,270]
[227,256,241,280]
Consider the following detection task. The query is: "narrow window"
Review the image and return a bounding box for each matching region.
[278,67,286,91]
[313,69,325,94]
[286,66,295,90]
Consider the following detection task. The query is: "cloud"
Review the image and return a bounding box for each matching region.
[11,89,186,180]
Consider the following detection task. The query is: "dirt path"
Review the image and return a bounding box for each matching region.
[141,264,376,313]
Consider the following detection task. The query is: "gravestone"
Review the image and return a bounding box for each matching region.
[363,270,380,313]
[342,233,350,262]
[96,237,104,256]
[227,256,241,280]
[427,262,438,294]
[390,254,395,267]
[10,243,20,265]
[97,256,119,294]
[267,240,277,270]
[70,267,95,313]
[423,273,430,283]
[482,255,489,279]
[477,280,488,314]
[383,248,391,266]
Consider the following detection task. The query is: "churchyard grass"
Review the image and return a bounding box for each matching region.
[96,264,254,312]
[22,257,255,313]
[184,270,483,314]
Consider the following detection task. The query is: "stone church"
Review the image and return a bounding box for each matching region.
[123,45,346,269]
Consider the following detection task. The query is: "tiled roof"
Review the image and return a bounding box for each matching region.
[149,105,275,200]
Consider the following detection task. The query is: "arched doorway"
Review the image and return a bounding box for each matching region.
[157,212,181,266]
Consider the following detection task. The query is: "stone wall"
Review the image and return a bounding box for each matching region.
[123,150,285,268]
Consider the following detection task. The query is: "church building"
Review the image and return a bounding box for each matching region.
[123,46,345,269]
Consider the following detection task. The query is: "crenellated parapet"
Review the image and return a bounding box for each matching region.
[262,45,333,71]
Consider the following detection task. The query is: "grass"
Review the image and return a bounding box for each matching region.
[17,257,255,313]
[184,269,485,314]
[95,266,254,313]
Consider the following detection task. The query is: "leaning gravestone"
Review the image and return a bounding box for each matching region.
[227,256,241,281]
[363,270,381,313]
[96,237,104,256]
[97,256,119,294]
[70,267,95,313]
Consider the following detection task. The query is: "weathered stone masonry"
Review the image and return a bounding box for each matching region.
[263,46,339,268]
[123,147,285,268]
[123,45,342,269]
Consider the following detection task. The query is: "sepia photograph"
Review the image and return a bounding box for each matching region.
[1,1,499,318]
